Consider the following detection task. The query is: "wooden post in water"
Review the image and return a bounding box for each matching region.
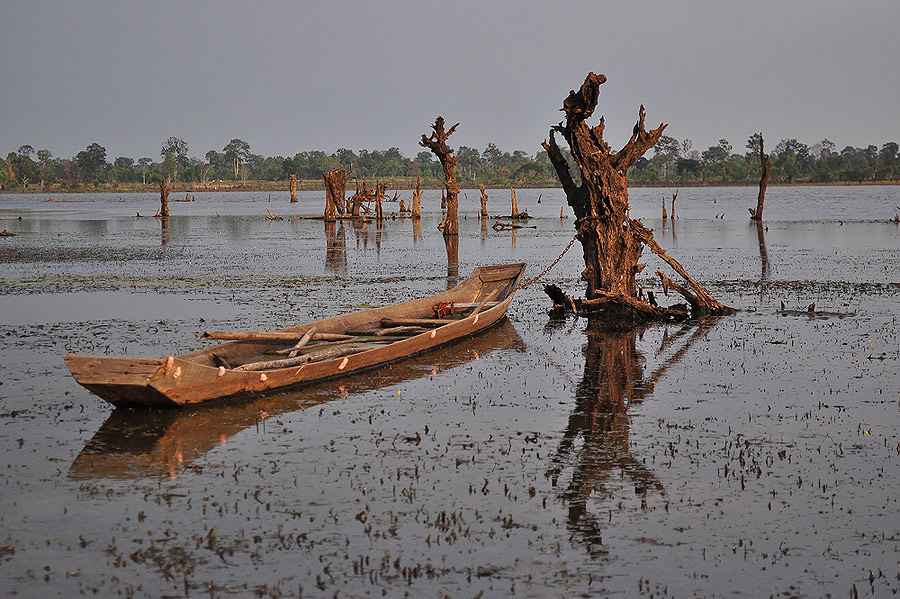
[510,188,520,218]
[479,185,489,218]
[411,176,423,219]
[158,180,169,217]
[289,174,298,203]
[661,196,668,220]
[749,134,771,220]
[671,190,678,219]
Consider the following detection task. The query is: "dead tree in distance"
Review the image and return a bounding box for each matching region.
[374,181,388,220]
[323,167,348,221]
[158,180,169,217]
[749,134,771,220]
[420,116,460,236]
[542,72,731,323]
[411,176,423,219]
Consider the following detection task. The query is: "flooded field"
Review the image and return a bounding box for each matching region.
[1,185,899,597]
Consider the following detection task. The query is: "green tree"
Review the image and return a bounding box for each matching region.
[74,142,107,183]
[161,137,189,182]
[137,157,153,185]
[653,135,680,179]
[223,139,251,179]
[457,146,481,181]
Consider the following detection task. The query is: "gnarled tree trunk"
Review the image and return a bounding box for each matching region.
[479,185,488,218]
[420,117,460,236]
[543,72,731,321]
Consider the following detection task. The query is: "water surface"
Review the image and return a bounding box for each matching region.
[1,186,899,597]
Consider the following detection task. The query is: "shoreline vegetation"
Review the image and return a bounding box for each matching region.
[3,136,898,194]
[3,178,898,196]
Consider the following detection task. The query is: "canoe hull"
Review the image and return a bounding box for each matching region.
[64,263,525,408]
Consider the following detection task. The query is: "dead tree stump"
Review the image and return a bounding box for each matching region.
[661,196,668,220]
[542,72,731,323]
[749,134,771,220]
[290,174,298,203]
[671,190,678,219]
[374,181,387,220]
[411,176,423,219]
[323,168,347,222]
[158,180,169,217]
[479,185,489,218]
[420,116,460,236]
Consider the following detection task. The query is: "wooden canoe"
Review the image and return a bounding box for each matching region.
[69,319,523,479]
[64,263,526,408]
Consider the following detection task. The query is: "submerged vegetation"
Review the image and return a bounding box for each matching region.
[3,134,898,193]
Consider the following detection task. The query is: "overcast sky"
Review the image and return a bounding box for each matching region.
[2,0,898,162]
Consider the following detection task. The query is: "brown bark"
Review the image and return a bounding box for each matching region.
[542,72,731,320]
[749,134,771,220]
[479,185,488,218]
[671,190,678,219]
[411,176,423,219]
[374,181,387,220]
[350,181,375,217]
[289,174,298,203]
[661,196,667,220]
[632,221,733,316]
[420,117,460,236]
[158,180,169,217]
[323,168,347,221]
[444,234,459,289]
[756,220,770,280]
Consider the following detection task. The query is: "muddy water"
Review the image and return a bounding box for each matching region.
[1,186,899,597]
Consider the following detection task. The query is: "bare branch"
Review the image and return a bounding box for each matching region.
[542,131,578,198]
[611,105,667,171]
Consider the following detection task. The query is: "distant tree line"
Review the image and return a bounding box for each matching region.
[0,138,562,191]
[632,135,900,185]
[2,134,898,191]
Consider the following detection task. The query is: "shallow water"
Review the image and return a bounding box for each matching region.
[1,186,899,597]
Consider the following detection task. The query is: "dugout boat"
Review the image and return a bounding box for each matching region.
[64,263,526,408]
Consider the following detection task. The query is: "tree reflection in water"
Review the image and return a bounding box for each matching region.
[549,318,717,557]
[324,220,347,275]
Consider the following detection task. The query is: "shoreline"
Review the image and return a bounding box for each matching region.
[3,179,899,195]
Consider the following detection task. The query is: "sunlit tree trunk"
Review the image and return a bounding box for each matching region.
[420,117,460,236]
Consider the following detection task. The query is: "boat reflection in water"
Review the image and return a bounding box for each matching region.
[70,320,523,481]
[549,318,718,557]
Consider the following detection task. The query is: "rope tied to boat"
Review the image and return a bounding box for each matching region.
[514,216,600,290]
[431,301,455,318]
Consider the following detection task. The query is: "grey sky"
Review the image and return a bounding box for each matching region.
[2,0,898,162]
